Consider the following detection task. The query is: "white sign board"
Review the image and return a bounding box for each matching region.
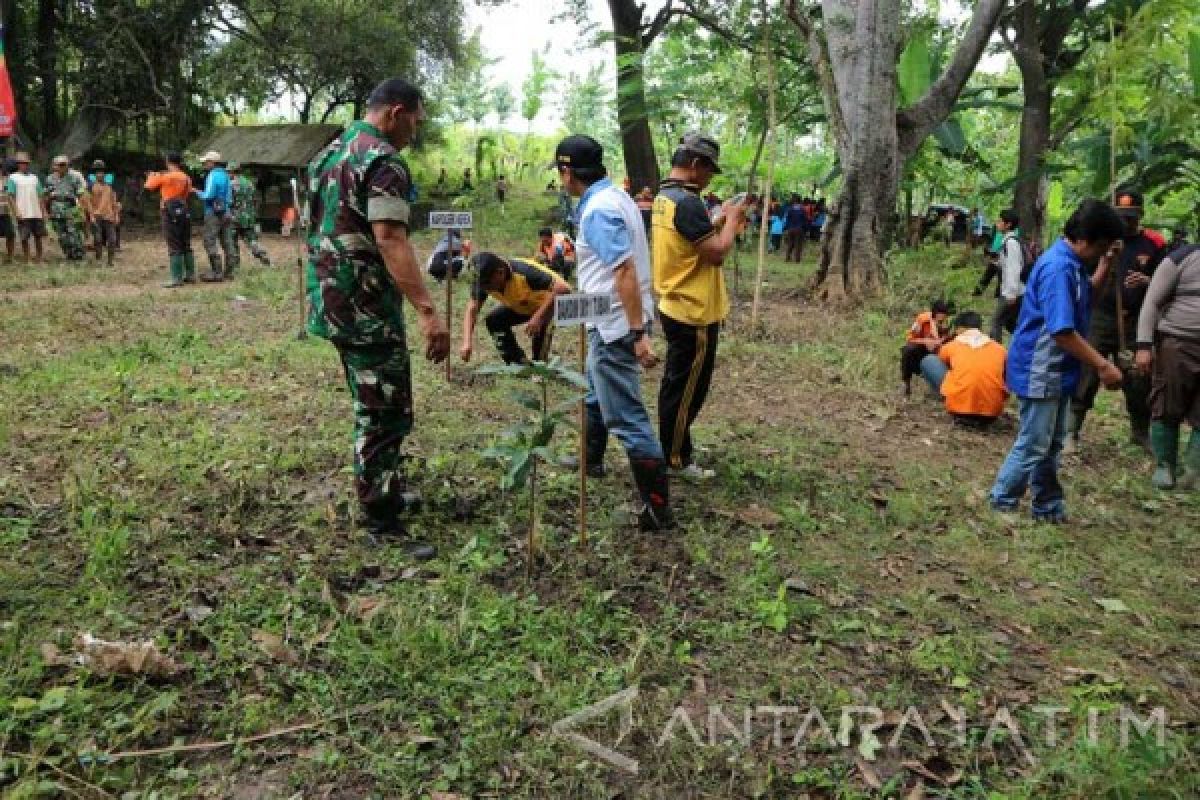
[554,292,612,327]
[429,210,474,229]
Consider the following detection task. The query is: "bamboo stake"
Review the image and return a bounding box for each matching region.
[750,0,779,333]
[578,326,588,548]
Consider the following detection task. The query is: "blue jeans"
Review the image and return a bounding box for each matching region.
[919,354,948,392]
[989,395,1071,516]
[585,329,663,461]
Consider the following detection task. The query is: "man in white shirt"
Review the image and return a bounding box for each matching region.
[554,134,673,531]
[5,152,46,263]
[991,208,1025,343]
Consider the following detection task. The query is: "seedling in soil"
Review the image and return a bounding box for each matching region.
[478,357,588,581]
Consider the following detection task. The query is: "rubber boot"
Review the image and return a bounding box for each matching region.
[585,421,608,478]
[630,458,675,532]
[163,254,184,287]
[1062,408,1084,455]
[1150,421,1179,490]
[183,252,197,282]
[1179,429,1200,490]
[361,501,436,561]
[201,254,224,282]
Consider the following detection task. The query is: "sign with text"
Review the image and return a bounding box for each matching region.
[554,292,611,327]
[428,210,474,229]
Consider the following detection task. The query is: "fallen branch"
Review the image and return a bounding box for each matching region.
[101,702,388,762]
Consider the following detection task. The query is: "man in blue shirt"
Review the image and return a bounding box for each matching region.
[194,150,237,281]
[990,199,1126,523]
[782,194,808,263]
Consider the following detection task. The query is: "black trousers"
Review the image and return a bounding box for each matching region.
[659,313,720,469]
[162,204,192,256]
[486,306,551,364]
[900,343,929,384]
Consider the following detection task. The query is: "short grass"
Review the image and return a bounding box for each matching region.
[0,187,1196,799]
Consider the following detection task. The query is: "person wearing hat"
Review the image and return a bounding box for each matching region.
[306,77,449,559]
[459,251,571,365]
[145,152,198,287]
[193,150,236,281]
[228,162,271,268]
[82,159,120,266]
[651,131,746,480]
[1066,188,1166,453]
[5,152,46,263]
[44,155,88,261]
[554,133,673,531]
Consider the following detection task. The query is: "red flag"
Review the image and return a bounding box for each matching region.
[0,26,16,137]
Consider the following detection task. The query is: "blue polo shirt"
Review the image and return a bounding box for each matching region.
[1006,238,1092,398]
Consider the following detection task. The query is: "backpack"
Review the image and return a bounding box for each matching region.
[1012,235,1040,283]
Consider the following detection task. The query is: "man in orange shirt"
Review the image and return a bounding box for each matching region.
[901,299,951,396]
[919,311,1008,428]
[144,152,196,287]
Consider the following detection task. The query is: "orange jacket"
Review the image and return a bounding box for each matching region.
[938,331,1008,418]
[906,311,945,343]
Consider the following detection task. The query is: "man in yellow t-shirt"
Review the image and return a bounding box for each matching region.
[460,251,570,365]
[652,131,745,479]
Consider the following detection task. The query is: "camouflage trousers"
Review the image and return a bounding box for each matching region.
[49,202,86,260]
[202,213,236,275]
[336,341,414,522]
[231,223,269,265]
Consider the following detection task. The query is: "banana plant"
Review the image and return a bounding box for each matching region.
[478,357,589,580]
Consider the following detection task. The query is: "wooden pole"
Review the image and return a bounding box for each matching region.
[291,176,307,340]
[445,262,454,381]
[578,325,588,547]
[749,1,778,333]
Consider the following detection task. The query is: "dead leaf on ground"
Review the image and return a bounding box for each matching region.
[736,504,783,528]
[431,793,465,800]
[856,757,883,789]
[75,633,184,677]
[347,595,389,622]
[253,630,299,665]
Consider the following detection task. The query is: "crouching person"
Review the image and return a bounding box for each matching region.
[460,252,570,365]
[901,300,951,396]
[919,311,1008,428]
[554,133,673,531]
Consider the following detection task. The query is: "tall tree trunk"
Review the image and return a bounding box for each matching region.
[53,105,117,158]
[788,0,1006,302]
[36,0,60,141]
[607,0,659,191]
[1011,2,1051,247]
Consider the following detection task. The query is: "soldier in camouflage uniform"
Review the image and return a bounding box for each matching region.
[45,155,88,261]
[228,162,271,268]
[306,77,450,560]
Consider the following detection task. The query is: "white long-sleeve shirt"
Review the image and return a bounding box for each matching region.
[1000,234,1025,300]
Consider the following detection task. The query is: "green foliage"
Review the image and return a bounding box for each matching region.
[520,50,558,127]
[479,357,587,491]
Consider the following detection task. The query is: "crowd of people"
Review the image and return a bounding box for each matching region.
[901,191,1198,518]
[1,152,123,265]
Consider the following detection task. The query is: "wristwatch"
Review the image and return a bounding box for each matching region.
[630,328,646,342]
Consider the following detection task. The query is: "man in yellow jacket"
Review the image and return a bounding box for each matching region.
[652,132,745,479]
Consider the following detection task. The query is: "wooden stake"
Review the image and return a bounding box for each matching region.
[750,0,779,334]
[578,325,588,547]
[445,266,454,381]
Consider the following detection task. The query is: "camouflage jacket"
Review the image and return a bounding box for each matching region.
[45,170,87,211]
[305,120,414,344]
[231,176,257,227]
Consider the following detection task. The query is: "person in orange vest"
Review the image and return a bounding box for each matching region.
[901,299,951,396]
[918,311,1008,428]
[534,226,576,278]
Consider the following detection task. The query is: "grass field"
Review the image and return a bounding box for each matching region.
[1,188,1196,799]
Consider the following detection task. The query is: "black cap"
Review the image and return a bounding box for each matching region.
[679,131,722,173]
[538,226,553,237]
[553,135,605,172]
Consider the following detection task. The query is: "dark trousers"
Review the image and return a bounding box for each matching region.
[990,296,1022,343]
[900,343,929,384]
[658,313,719,469]
[162,204,192,256]
[784,229,805,262]
[486,306,551,364]
[769,233,782,252]
[1072,307,1150,433]
[1151,334,1200,427]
